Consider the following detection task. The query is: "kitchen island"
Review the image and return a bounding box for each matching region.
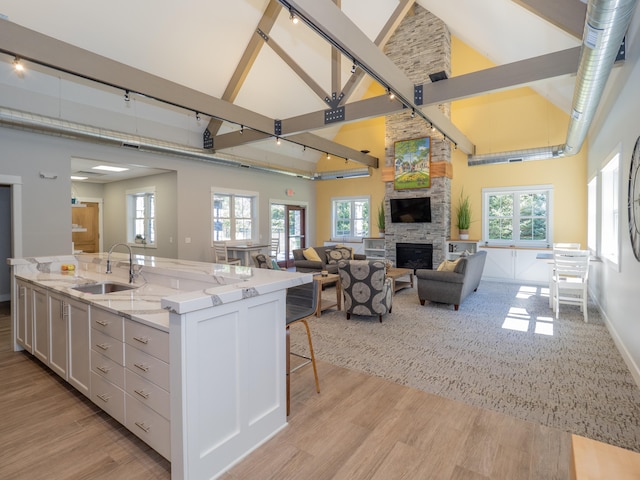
[8,252,311,480]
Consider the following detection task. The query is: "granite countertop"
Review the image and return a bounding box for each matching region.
[10,252,312,332]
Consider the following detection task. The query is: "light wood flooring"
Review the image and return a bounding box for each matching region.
[0,303,571,479]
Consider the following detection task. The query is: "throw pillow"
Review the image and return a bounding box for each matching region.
[436,259,459,272]
[271,259,281,270]
[252,253,273,269]
[326,247,353,265]
[303,247,322,262]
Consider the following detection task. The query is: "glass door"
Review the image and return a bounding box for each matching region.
[270,203,306,268]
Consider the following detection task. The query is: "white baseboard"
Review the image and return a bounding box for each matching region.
[591,293,640,389]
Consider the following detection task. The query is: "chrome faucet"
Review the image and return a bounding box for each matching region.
[106,243,137,283]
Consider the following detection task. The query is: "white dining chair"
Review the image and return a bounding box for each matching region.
[212,241,241,265]
[551,248,590,322]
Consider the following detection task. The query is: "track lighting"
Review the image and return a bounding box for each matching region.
[351,63,356,74]
[240,125,244,134]
[326,153,330,159]
[276,137,281,145]
[124,90,130,102]
[387,88,395,100]
[13,57,24,72]
[411,109,415,118]
[195,112,201,121]
[289,9,299,24]
[431,125,436,132]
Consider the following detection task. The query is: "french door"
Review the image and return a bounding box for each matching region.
[271,204,306,268]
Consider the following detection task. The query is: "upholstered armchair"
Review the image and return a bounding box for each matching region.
[337,259,392,322]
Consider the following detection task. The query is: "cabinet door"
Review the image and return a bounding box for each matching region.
[514,249,549,284]
[480,248,515,280]
[48,293,68,379]
[15,281,30,351]
[33,287,49,363]
[68,299,90,397]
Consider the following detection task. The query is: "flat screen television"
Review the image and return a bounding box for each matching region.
[390,197,431,223]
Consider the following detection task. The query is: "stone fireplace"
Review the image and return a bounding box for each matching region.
[382,5,452,270]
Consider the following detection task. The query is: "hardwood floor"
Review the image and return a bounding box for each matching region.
[0,303,571,479]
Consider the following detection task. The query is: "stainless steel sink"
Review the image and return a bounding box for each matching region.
[71,282,138,294]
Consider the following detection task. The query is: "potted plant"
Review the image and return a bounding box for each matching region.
[135,234,145,244]
[456,189,471,240]
[377,200,386,237]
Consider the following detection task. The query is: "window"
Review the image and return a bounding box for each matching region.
[127,186,155,246]
[482,185,553,247]
[212,189,258,242]
[587,176,597,253]
[600,148,620,266]
[331,196,369,238]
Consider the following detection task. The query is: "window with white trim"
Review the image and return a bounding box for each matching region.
[587,176,597,253]
[331,196,370,238]
[212,189,258,242]
[482,185,553,247]
[127,186,156,246]
[600,148,620,266]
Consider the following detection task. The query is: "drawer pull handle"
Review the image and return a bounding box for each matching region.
[96,343,110,350]
[95,320,109,326]
[134,363,149,372]
[134,421,150,433]
[96,365,110,374]
[133,336,149,344]
[134,389,149,399]
[97,393,110,403]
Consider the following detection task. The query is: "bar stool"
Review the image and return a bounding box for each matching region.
[286,279,321,415]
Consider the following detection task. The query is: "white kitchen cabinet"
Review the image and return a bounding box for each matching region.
[15,280,32,352]
[33,286,49,363]
[124,319,170,460]
[67,298,90,397]
[479,247,549,284]
[47,292,91,396]
[363,237,385,259]
[48,292,67,379]
[90,307,125,424]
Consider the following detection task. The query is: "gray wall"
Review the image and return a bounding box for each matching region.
[0,127,315,264]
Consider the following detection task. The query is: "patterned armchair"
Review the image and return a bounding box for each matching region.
[338,259,393,322]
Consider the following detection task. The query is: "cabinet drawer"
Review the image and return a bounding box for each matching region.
[91,350,125,388]
[90,372,125,424]
[125,369,170,419]
[125,344,170,391]
[91,329,124,365]
[125,394,171,460]
[91,308,124,341]
[125,320,169,363]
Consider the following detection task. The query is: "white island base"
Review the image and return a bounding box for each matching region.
[168,290,288,479]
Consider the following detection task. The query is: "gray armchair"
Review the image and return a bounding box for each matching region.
[416,250,487,310]
[338,259,392,322]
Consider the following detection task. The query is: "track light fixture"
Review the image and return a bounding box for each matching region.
[387,88,395,100]
[13,57,24,72]
[124,90,130,102]
[326,152,330,159]
[276,137,281,145]
[289,9,299,24]
[411,109,415,118]
[195,112,201,121]
[431,125,436,132]
[351,63,356,74]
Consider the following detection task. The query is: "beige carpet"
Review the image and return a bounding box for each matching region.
[290,280,640,452]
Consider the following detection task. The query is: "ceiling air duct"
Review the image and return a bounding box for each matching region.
[468,0,637,166]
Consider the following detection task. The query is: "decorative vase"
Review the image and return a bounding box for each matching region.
[459,229,469,240]
[379,230,385,238]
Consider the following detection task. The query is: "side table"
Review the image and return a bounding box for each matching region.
[313,273,342,316]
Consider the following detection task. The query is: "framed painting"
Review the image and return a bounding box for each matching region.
[394,136,431,190]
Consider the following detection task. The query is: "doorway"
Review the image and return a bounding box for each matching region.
[271,203,306,268]
[72,201,101,253]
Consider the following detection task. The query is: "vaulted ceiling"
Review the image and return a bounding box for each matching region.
[0,0,592,180]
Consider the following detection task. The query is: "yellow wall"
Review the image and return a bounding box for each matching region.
[450,37,587,245]
[314,36,587,248]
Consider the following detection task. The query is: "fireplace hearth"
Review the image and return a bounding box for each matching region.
[396,243,433,270]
